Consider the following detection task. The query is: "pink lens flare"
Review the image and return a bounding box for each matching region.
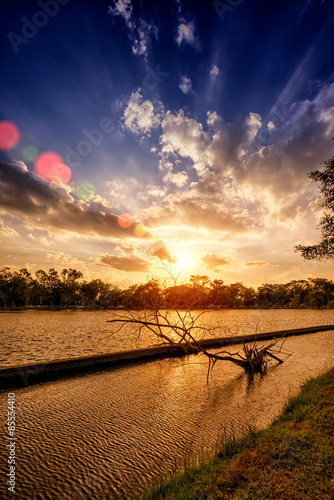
[49,163,71,184]
[34,151,63,179]
[0,121,20,150]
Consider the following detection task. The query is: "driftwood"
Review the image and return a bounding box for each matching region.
[107,307,288,381]
[107,264,290,380]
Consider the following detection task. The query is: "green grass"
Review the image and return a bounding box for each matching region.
[139,368,334,500]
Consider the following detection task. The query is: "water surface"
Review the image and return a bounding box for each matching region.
[0,324,333,499]
[1,308,334,367]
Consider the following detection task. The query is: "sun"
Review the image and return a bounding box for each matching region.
[175,254,194,269]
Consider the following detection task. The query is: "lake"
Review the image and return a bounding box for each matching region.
[0,310,334,499]
[1,308,334,367]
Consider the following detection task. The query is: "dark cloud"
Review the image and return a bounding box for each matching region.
[200,253,229,271]
[150,240,176,263]
[97,253,150,272]
[142,196,250,233]
[230,83,334,200]
[0,162,150,239]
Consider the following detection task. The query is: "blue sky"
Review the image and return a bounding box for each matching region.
[0,0,334,287]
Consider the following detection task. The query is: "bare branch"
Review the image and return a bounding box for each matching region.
[106,266,290,380]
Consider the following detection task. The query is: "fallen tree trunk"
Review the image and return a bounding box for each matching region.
[107,310,289,379]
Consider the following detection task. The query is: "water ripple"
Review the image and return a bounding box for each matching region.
[0,328,333,499]
[1,309,334,368]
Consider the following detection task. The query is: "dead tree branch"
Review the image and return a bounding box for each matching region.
[107,267,289,379]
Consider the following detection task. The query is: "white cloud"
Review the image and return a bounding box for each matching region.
[166,171,188,187]
[160,110,209,173]
[179,75,193,94]
[206,111,223,129]
[210,64,219,77]
[108,0,158,59]
[136,82,334,237]
[132,19,158,57]
[27,234,50,246]
[162,163,188,187]
[319,106,334,136]
[201,253,229,271]
[46,251,80,264]
[176,20,199,49]
[246,112,262,142]
[108,0,133,24]
[123,90,163,135]
[0,219,19,238]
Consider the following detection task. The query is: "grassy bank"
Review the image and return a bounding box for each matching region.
[140,367,334,500]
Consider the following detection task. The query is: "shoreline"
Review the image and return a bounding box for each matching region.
[2,305,334,312]
[139,367,334,500]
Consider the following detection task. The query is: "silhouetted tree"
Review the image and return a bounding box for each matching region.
[61,268,83,307]
[81,279,106,306]
[257,283,289,308]
[1,266,334,310]
[296,155,334,259]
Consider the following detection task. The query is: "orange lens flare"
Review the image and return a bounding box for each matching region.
[118,213,133,228]
[134,224,145,237]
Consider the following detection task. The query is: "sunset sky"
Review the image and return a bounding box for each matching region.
[0,0,334,288]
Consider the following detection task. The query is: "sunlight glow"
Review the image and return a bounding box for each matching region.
[175,254,194,269]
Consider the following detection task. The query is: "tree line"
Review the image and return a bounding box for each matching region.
[1,267,334,309]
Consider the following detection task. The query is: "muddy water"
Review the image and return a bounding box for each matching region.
[0,328,333,499]
[1,308,334,367]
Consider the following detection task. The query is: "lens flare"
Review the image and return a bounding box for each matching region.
[22,145,38,162]
[34,151,63,179]
[134,224,145,237]
[118,213,133,228]
[76,182,96,202]
[0,121,20,150]
[8,132,39,164]
[49,163,71,184]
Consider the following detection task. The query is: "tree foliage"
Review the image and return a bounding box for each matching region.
[1,267,334,309]
[295,155,334,260]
